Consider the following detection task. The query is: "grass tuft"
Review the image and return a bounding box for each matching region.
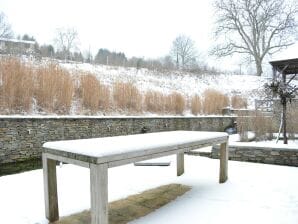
[144,91,166,114]
[190,95,201,115]
[0,58,34,113]
[231,95,247,109]
[35,63,74,114]
[113,82,142,112]
[79,74,111,114]
[202,89,229,114]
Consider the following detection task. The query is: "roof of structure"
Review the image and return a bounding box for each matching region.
[0,38,35,45]
[269,58,298,75]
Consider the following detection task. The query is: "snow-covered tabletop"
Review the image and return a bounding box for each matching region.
[43,131,228,164]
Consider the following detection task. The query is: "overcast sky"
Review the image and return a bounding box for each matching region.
[0,0,297,73]
[0,0,213,56]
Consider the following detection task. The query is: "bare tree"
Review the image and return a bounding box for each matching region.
[54,27,79,60]
[0,12,13,38]
[171,35,197,70]
[212,0,298,76]
[161,55,175,70]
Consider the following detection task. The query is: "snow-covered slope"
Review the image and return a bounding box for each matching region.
[60,61,268,108]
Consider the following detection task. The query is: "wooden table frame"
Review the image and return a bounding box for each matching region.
[42,131,229,224]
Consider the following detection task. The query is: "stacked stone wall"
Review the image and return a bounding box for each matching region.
[212,144,298,166]
[0,116,235,164]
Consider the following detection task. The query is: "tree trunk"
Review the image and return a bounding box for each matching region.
[255,59,263,76]
[282,73,288,144]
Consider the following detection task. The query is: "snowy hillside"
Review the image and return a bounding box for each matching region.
[60,61,268,108]
[0,56,271,115]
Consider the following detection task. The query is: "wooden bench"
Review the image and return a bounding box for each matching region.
[42,131,229,224]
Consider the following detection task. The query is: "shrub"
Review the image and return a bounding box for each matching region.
[202,89,229,114]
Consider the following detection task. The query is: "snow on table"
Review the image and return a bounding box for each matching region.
[43,131,228,164]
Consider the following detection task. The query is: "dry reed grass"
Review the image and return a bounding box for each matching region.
[202,89,229,114]
[144,91,186,115]
[35,64,74,114]
[0,58,34,113]
[190,95,201,115]
[144,91,166,113]
[165,92,185,115]
[79,74,110,113]
[98,84,110,111]
[0,58,253,116]
[113,82,142,112]
[231,95,247,109]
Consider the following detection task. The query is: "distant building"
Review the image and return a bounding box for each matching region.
[0,38,36,56]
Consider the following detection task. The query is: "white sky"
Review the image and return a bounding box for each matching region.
[0,0,297,73]
[0,0,214,57]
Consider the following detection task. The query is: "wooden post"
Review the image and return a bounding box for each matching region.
[219,142,228,183]
[90,163,108,224]
[282,73,288,144]
[42,154,59,222]
[177,152,184,176]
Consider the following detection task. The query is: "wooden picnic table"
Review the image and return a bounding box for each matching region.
[42,130,229,224]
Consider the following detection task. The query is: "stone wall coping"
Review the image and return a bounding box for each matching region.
[230,142,298,151]
[0,115,236,120]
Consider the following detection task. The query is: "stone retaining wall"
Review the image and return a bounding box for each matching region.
[212,144,298,166]
[0,116,235,164]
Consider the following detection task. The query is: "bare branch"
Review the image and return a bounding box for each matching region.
[54,27,79,60]
[212,0,298,76]
[170,35,197,70]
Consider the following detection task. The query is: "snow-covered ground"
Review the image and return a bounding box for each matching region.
[60,61,268,108]
[231,140,298,149]
[1,155,298,224]
[228,133,298,148]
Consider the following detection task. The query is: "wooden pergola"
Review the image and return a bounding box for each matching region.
[270,58,298,76]
[269,58,298,144]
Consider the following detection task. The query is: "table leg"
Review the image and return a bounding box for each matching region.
[219,141,229,183]
[42,153,59,222]
[177,152,184,176]
[90,163,108,224]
